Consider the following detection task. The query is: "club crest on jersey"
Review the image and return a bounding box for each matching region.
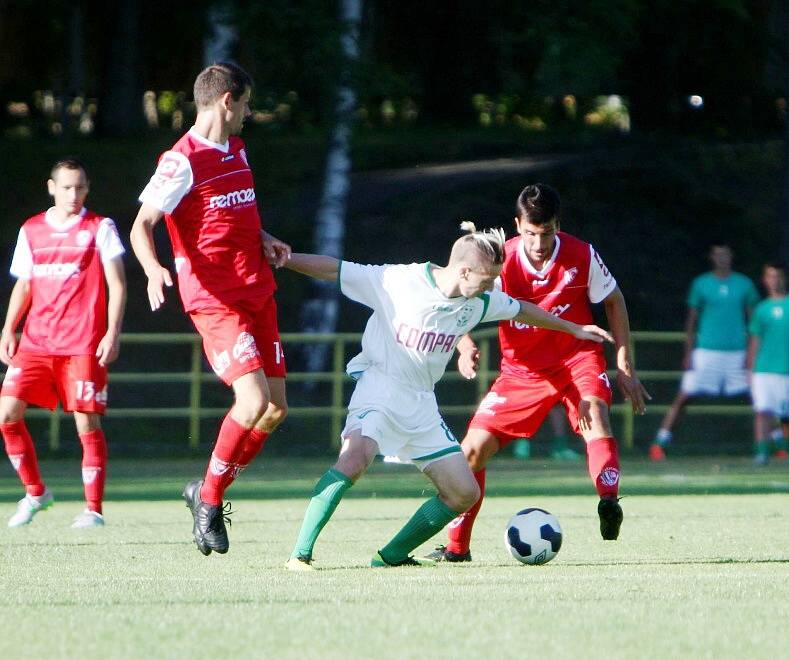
[76,229,92,247]
[563,267,578,284]
[232,332,260,364]
[772,307,783,319]
[457,304,475,327]
[599,467,620,486]
[81,467,102,485]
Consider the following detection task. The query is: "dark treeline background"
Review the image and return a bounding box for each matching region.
[0,0,785,134]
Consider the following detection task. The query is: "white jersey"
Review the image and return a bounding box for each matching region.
[341,261,521,391]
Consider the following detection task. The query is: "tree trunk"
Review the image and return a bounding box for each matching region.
[203,0,238,66]
[299,0,362,379]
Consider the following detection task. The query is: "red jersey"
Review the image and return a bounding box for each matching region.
[138,128,274,313]
[498,231,617,373]
[10,209,125,355]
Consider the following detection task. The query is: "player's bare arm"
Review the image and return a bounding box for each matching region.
[95,258,127,367]
[603,286,651,415]
[284,253,339,281]
[514,300,614,344]
[0,278,32,366]
[130,203,173,311]
[746,335,760,373]
[260,230,292,268]
[682,307,698,370]
[456,334,480,380]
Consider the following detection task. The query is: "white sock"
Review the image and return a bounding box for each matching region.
[656,429,672,445]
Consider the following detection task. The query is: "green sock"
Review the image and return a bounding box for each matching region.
[379,495,458,564]
[290,468,352,560]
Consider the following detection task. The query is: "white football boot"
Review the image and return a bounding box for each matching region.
[7,489,54,528]
[71,509,105,529]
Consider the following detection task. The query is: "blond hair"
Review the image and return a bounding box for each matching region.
[449,221,506,267]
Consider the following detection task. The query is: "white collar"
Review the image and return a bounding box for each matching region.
[188,127,230,153]
[517,234,561,276]
[45,206,86,232]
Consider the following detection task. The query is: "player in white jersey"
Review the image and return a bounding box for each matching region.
[284,223,612,570]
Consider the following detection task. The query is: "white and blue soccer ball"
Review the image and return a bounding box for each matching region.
[504,508,563,565]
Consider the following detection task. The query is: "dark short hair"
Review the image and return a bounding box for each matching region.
[516,183,560,225]
[193,61,252,108]
[50,157,87,181]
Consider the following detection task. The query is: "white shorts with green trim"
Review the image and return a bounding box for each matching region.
[751,373,789,416]
[681,349,749,396]
[342,368,461,471]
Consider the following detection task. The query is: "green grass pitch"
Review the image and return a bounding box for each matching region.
[1,457,788,659]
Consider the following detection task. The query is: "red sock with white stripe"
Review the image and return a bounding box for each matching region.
[200,413,251,506]
[446,469,486,555]
[1,420,46,497]
[222,427,269,490]
[79,429,107,514]
[586,437,620,498]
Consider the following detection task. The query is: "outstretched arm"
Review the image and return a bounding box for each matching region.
[603,287,650,414]
[0,278,31,366]
[285,253,340,282]
[513,300,614,344]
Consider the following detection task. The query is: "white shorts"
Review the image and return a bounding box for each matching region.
[341,368,462,471]
[680,349,749,396]
[751,373,789,416]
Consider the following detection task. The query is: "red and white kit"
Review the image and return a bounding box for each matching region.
[469,231,617,441]
[1,208,125,413]
[138,128,285,384]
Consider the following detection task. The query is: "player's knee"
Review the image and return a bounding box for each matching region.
[233,393,270,426]
[444,479,480,513]
[74,413,101,435]
[260,401,288,430]
[333,452,368,481]
[0,409,22,425]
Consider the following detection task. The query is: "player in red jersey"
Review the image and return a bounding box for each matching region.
[430,184,650,561]
[1,158,127,529]
[130,62,291,556]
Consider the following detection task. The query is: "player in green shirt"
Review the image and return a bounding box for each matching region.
[748,263,789,465]
[650,244,759,460]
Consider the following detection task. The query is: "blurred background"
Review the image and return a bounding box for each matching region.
[0,0,787,458]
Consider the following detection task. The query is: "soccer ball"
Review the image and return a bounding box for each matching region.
[504,507,563,565]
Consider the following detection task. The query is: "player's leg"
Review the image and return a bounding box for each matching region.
[651,390,691,460]
[1,354,58,527]
[223,293,288,488]
[1,395,54,527]
[61,355,109,527]
[751,373,782,465]
[287,429,377,569]
[185,369,269,555]
[375,452,478,567]
[575,397,623,540]
[439,428,501,560]
[72,412,107,527]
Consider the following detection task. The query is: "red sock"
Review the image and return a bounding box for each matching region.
[79,429,107,513]
[446,469,486,555]
[223,427,269,490]
[200,413,252,505]
[1,420,45,497]
[586,436,620,498]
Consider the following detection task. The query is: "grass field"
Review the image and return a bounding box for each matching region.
[1,457,788,659]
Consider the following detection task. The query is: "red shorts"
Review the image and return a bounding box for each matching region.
[189,294,286,386]
[468,350,612,445]
[1,352,108,414]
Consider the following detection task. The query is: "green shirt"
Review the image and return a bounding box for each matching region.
[749,296,789,375]
[687,272,759,351]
